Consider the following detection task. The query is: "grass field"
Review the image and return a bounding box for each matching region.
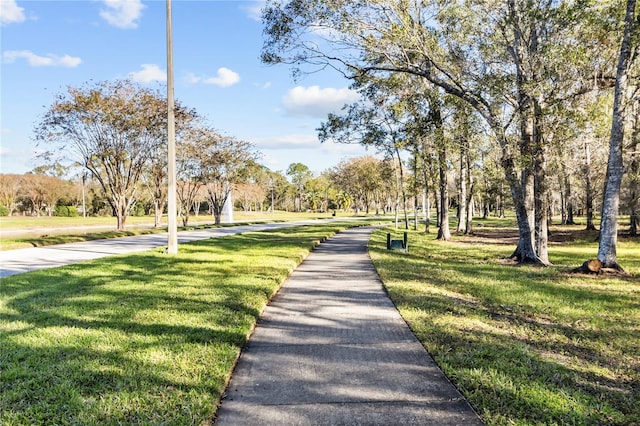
[0,211,335,232]
[0,221,371,425]
[370,219,640,425]
[2,216,638,425]
[0,211,338,250]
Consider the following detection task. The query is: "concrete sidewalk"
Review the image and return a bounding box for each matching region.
[214,227,483,425]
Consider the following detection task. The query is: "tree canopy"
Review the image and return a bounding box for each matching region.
[262,0,639,267]
[35,80,196,230]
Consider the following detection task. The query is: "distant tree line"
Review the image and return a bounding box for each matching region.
[2,146,632,239]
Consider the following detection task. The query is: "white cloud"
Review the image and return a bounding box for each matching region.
[0,145,39,174]
[99,0,145,29]
[253,134,319,150]
[251,132,377,173]
[188,68,241,88]
[129,64,166,83]
[2,50,82,67]
[203,67,241,87]
[251,133,374,156]
[184,72,200,85]
[282,86,359,118]
[0,0,25,25]
[242,1,265,22]
[252,133,370,153]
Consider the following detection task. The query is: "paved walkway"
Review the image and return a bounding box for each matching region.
[214,226,482,425]
[0,220,323,278]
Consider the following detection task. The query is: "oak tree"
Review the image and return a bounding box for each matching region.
[262,0,622,264]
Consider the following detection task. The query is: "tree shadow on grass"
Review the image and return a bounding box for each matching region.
[369,231,639,425]
[0,228,339,425]
[380,277,639,424]
[0,223,359,424]
[1,334,235,424]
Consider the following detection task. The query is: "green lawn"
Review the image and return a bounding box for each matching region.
[0,211,344,251]
[2,217,638,425]
[370,222,640,426]
[0,222,369,425]
[0,211,337,232]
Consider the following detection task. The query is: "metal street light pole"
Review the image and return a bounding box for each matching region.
[166,0,178,254]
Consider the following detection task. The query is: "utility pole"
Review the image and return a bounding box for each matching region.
[166,0,178,254]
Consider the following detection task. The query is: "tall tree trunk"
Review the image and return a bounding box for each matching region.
[434,185,440,228]
[421,140,432,233]
[566,189,575,225]
[559,172,567,225]
[502,0,545,265]
[465,152,474,235]
[499,183,505,218]
[413,195,419,230]
[466,193,474,235]
[424,191,431,233]
[395,146,409,229]
[464,137,474,234]
[584,141,597,230]
[627,99,639,236]
[111,194,132,231]
[534,101,550,265]
[154,200,162,228]
[431,96,450,241]
[457,145,467,234]
[596,0,636,270]
[413,146,419,230]
[393,160,400,229]
[503,105,541,264]
[508,169,539,263]
[560,162,576,225]
[437,153,451,241]
[563,163,576,225]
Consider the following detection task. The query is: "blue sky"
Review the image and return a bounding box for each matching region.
[0,0,373,176]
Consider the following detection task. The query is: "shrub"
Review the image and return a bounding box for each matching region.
[0,205,9,216]
[54,205,78,217]
[130,202,146,217]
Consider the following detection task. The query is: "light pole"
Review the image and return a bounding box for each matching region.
[166,0,178,254]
